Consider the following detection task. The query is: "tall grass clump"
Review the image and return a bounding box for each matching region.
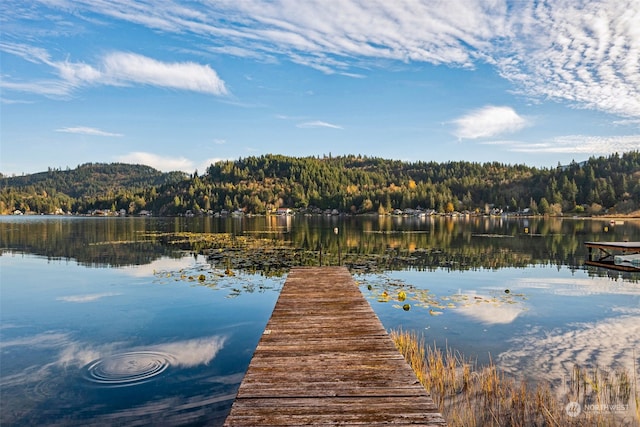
[391,329,639,427]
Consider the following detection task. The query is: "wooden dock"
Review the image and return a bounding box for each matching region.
[223,267,446,426]
[585,241,640,272]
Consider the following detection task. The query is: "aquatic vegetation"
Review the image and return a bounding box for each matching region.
[141,229,543,276]
[153,264,283,297]
[148,232,532,311]
[142,231,317,276]
[359,274,527,315]
[392,329,640,427]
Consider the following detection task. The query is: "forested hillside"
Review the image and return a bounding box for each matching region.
[1,163,186,214]
[1,152,639,216]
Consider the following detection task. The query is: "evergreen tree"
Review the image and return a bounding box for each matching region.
[539,197,550,214]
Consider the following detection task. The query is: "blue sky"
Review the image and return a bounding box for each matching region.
[1,0,639,175]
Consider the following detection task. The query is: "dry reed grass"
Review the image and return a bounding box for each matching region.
[391,329,639,427]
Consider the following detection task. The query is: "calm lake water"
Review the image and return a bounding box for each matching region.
[1,215,639,425]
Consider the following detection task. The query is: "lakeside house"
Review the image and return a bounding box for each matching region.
[276,207,293,216]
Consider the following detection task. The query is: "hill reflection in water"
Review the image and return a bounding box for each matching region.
[2,215,640,278]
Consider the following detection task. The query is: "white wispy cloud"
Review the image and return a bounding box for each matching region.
[0,41,51,64]
[205,45,275,62]
[478,140,521,146]
[614,119,640,127]
[510,135,640,154]
[3,1,639,118]
[116,152,194,172]
[498,0,640,118]
[0,79,74,98]
[0,42,227,97]
[297,120,343,129]
[0,98,35,105]
[221,0,506,67]
[453,106,529,139]
[198,157,228,174]
[275,114,307,121]
[56,126,123,137]
[101,52,228,95]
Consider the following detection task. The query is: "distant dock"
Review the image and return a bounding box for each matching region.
[223,266,446,426]
[585,241,640,271]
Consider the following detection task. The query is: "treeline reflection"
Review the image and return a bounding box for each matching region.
[1,216,639,278]
[0,217,180,267]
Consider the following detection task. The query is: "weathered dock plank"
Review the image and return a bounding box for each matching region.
[223,266,446,426]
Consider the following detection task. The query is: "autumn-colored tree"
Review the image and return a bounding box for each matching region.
[445,202,455,213]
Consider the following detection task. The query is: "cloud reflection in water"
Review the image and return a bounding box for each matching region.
[0,331,229,425]
[513,276,640,297]
[498,314,640,384]
[456,297,525,324]
[495,276,640,384]
[57,292,122,303]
